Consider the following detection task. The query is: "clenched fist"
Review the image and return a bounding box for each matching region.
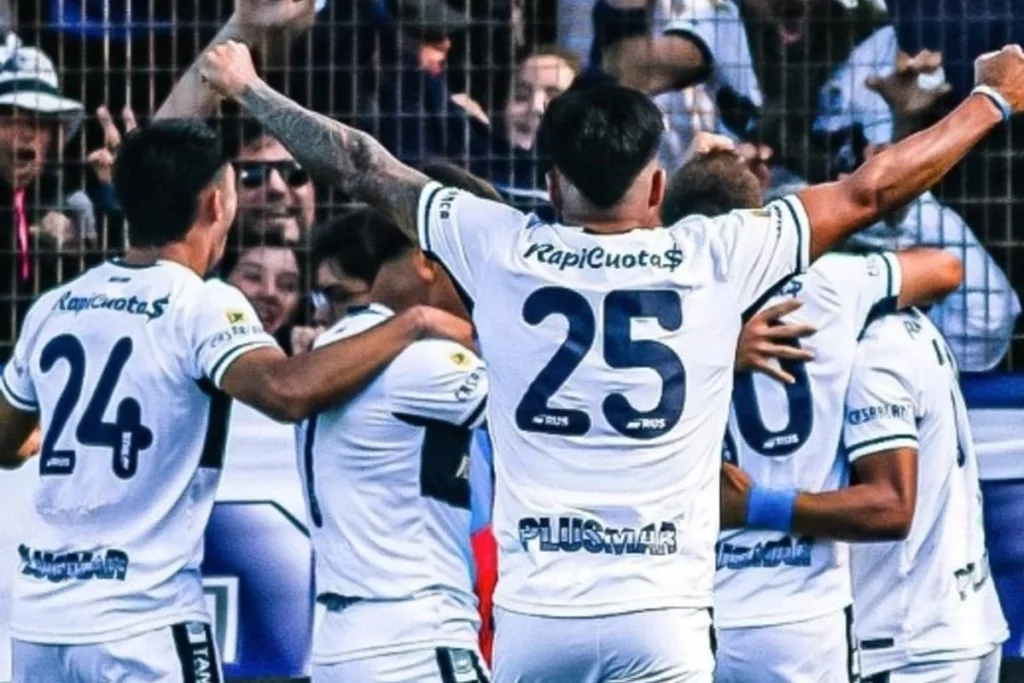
[975,44,1024,113]
[199,40,260,101]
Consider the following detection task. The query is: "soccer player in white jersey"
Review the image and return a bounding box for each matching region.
[662,147,963,683]
[844,310,1007,682]
[0,119,473,683]
[296,208,491,683]
[723,308,1009,682]
[200,40,1024,683]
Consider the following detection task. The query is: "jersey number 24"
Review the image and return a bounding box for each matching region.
[38,334,153,478]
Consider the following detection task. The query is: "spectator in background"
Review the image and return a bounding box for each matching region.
[0,34,91,362]
[232,121,316,244]
[847,187,1021,372]
[220,231,304,354]
[597,0,899,185]
[501,45,580,151]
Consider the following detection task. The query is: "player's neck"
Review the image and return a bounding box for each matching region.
[121,245,206,277]
[561,212,660,235]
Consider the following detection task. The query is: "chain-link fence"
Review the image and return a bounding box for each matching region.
[6,0,1023,369]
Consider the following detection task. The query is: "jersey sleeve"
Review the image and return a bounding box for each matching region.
[185,280,279,388]
[385,339,489,430]
[1,316,40,412]
[713,195,812,310]
[843,335,920,462]
[828,252,903,331]
[416,182,527,303]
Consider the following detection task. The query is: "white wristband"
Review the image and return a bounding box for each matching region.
[972,85,1012,122]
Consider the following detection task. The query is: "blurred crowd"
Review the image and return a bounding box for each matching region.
[4,0,1023,371]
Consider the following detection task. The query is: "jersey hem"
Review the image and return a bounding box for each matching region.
[493,594,710,618]
[860,639,1007,678]
[713,597,852,630]
[9,609,210,645]
[312,636,480,665]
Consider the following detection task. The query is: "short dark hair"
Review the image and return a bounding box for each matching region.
[113,119,229,248]
[310,208,414,285]
[660,151,763,225]
[542,83,664,209]
[420,160,504,202]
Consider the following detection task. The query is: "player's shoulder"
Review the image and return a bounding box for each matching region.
[857,309,935,369]
[314,304,391,349]
[390,338,483,380]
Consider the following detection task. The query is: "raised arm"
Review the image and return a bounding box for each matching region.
[800,45,1024,262]
[198,40,429,242]
[155,0,315,120]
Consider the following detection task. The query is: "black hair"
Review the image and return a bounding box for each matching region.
[310,208,414,285]
[113,119,229,248]
[660,151,763,225]
[541,82,664,209]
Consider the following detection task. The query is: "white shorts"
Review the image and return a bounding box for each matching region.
[862,647,1001,683]
[313,646,490,683]
[12,622,222,683]
[493,607,714,683]
[714,608,856,683]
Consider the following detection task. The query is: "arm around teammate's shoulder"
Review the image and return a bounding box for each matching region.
[220,307,475,423]
[0,400,39,469]
[798,45,1024,262]
[893,248,963,308]
[384,339,488,429]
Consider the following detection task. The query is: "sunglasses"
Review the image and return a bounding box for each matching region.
[308,284,354,310]
[236,161,311,189]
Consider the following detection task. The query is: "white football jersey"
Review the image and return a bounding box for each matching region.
[716,251,902,628]
[417,182,811,616]
[0,258,275,644]
[296,303,487,661]
[843,310,1008,676]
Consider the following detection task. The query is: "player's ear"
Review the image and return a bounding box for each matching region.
[411,249,436,283]
[648,167,666,212]
[546,171,563,213]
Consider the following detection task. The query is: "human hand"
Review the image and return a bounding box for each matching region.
[736,299,815,384]
[17,427,41,461]
[720,462,753,529]
[974,44,1024,113]
[199,40,261,101]
[411,305,477,352]
[683,131,735,163]
[290,325,324,355]
[866,50,952,122]
[87,105,138,184]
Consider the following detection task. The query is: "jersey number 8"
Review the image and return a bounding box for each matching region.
[39,334,153,479]
[516,287,686,440]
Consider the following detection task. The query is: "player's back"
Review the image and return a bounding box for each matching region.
[442,191,810,616]
[6,258,269,643]
[846,310,1007,673]
[297,303,487,661]
[716,251,901,628]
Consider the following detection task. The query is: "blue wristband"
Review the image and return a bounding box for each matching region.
[972,85,1012,122]
[746,487,798,532]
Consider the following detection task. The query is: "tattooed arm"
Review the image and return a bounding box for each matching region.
[238,81,430,240]
[199,40,429,242]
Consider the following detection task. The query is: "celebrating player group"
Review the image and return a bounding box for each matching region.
[1,33,1022,683]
